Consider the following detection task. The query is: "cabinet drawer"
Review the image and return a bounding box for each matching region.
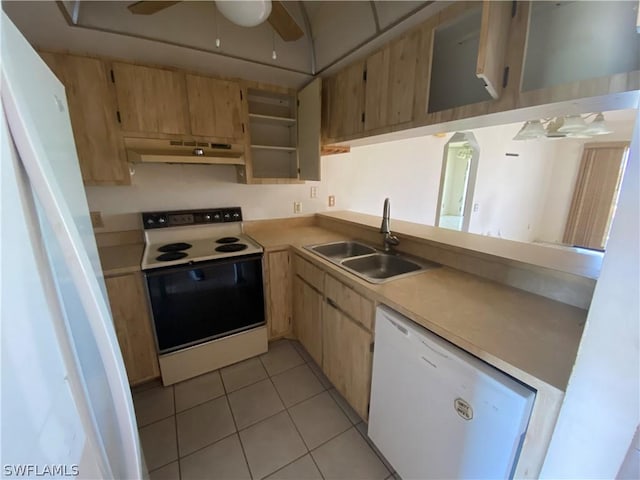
[324,274,374,331]
[293,254,324,292]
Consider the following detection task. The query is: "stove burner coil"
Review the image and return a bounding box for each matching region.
[156,252,189,261]
[215,244,248,253]
[216,237,240,244]
[158,242,192,252]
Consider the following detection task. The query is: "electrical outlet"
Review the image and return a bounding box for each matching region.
[328,195,335,207]
[90,211,104,229]
[293,202,302,214]
[310,186,318,198]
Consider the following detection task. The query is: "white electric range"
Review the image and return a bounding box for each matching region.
[140,207,268,385]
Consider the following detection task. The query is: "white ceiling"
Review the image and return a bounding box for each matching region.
[2,0,445,88]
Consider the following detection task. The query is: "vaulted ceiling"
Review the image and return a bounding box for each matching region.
[3,1,448,88]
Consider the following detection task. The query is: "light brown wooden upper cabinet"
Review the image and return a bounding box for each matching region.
[475,0,512,99]
[323,60,365,140]
[245,78,321,183]
[185,74,245,143]
[364,29,422,131]
[40,52,130,185]
[111,62,190,135]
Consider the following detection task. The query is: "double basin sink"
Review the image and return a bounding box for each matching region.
[305,241,439,284]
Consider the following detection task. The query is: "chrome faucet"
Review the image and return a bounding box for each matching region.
[380,198,399,252]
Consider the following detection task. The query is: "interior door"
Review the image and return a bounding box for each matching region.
[563,142,629,250]
[297,78,322,181]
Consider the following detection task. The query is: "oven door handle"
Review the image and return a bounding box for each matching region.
[143,252,263,277]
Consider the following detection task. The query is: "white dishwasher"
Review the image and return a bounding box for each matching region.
[368,306,535,480]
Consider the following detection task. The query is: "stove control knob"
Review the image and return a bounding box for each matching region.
[204,214,211,221]
[146,218,154,225]
[232,212,240,219]
[223,213,231,221]
[158,217,166,224]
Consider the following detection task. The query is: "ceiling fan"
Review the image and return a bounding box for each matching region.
[127,1,304,41]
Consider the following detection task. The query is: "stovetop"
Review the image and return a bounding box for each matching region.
[140,207,263,270]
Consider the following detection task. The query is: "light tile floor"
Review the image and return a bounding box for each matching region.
[133,339,399,480]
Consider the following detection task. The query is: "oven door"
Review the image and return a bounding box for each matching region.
[144,253,265,354]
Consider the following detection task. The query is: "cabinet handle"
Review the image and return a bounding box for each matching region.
[326,298,338,309]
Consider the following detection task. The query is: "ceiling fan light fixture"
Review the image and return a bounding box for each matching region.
[215,0,272,28]
[513,120,545,140]
[584,113,613,136]
[558,115,587,133]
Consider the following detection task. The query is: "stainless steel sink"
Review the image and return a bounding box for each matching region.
[305,241,439,283]
[342,253,423,280]
[308,241,376,260]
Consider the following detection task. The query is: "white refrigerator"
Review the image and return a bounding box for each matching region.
[368,305,536,479]
[1,13,144,479]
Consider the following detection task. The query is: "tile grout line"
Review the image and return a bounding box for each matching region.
[353,421,394,477]
[261,371,322,480]
[172,385,182,480]
[223,392,254,480]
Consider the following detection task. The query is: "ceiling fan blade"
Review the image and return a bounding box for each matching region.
[127,1,181,15]
[268,0,304,42]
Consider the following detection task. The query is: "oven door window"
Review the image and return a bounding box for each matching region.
[145,254,265,354]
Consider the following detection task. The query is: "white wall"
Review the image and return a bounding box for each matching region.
[87,111,636,240]
[323,135,446,225]
[540,112,639,478]
[86,163,330,228]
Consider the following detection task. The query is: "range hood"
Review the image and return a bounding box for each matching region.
[125,137,245,165]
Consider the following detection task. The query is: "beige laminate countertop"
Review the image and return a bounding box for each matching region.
[247,224,587,395]
[98,243,144,277]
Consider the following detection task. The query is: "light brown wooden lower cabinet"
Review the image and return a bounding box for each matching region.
[104,272,160,386]
[322,301,373,421]
[264,250,292,339]
[292,275,323,365]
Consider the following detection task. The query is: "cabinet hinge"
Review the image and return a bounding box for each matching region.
[511,0,517,17]
[361,112,365,123]
[370,342,374,353]
[502,66,510,89]
[110,69,115,83]
[242,123,245,133]
[297,99,300,107]
[116,110,121,124]
[240,90,243,101]
[363,70,367,82]
[297,167,301,174]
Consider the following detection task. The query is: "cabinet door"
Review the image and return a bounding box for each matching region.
[293,276,323,365]
[297,78,322,181]
[40,52,129,185]
[364,47,390,131]
[324,60,365,140]
[186,74,245,142]
[112,62,189,135]
[322,302,373,420]
[105,273,160,385]
[476,0,512,99]
[266,250,292,339]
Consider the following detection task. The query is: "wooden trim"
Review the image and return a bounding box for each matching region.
[321,145,350,155]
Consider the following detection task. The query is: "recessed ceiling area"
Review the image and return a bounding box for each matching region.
[2,0,444,88]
